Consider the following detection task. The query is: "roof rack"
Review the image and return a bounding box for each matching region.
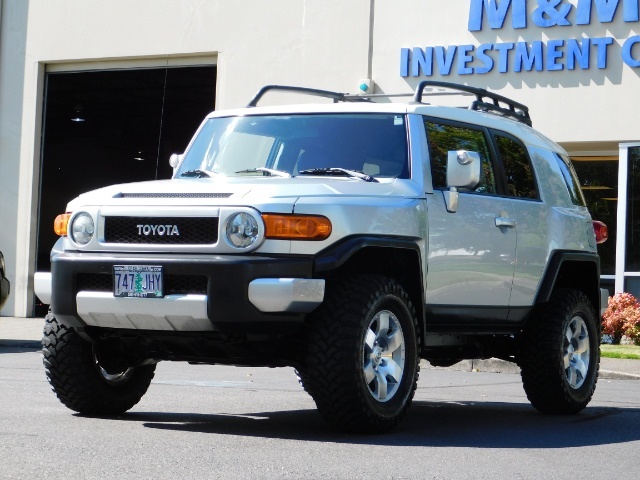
[247,82,532,127]
[413,81,532,126]
[246,85,370,107]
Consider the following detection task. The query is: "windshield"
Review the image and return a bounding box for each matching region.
[174,114,409,179]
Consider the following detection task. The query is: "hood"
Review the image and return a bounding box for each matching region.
[66,176,418,211]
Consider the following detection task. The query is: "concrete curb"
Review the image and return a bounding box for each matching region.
[421,358,640,380]
[598,370,640,381]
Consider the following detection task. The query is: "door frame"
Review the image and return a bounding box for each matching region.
[615,142,640,294]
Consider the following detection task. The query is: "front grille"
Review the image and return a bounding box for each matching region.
[76,273,208,295]
[104,217,218,244]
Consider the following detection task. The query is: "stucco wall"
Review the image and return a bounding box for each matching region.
[373,0,639,145]
[24,0,373,108]
[1,0,639,316]
[0,0,29,316]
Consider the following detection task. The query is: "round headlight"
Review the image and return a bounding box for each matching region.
[225,212,259,249]
[70,212,95,246]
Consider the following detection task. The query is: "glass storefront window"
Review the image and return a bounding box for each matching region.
[571,157,618,275]
[625,146,640,271]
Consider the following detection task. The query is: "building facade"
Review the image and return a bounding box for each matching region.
[0,0,638,317]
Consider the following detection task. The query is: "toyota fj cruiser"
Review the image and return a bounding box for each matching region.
[35,81,609,433]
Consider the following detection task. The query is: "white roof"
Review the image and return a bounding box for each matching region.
[205,98,563,153]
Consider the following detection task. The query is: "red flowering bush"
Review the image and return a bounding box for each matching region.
[602,292,640,345]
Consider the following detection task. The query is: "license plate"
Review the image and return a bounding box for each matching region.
[113,265,163,298]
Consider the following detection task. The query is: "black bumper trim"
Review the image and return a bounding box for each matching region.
[50,251,314,331]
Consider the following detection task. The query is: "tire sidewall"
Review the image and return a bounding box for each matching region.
[558,297,600,404]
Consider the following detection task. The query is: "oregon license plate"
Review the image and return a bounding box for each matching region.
[113,265,163,298]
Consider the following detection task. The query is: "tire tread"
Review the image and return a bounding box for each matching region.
[519,288,600,414]
[42,313,155,415]
[305,275,420,433]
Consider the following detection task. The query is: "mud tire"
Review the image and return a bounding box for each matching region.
[42,313,155,415]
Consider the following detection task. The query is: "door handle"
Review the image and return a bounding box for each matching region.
[495,217,516,228]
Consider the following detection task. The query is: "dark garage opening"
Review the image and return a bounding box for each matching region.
[36,65,216,311]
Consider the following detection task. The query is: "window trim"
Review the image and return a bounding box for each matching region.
[422,116,503,197]
[489,129,541,202]
[554,152,587,207]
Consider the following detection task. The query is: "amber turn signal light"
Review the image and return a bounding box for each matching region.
[54,213,71,236]
[262,214,331,240]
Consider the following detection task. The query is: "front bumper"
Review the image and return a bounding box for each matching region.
[37,251,324,332]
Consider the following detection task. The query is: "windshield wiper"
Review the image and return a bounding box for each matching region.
[298,168,379,183]
[235,167,291,178]
[179,169,214,178]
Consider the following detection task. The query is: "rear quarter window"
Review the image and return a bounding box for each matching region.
[554,153,587,207]
[494,134,539,200]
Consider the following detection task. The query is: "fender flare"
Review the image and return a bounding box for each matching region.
[534,251,601,313]
[313,235,422,273]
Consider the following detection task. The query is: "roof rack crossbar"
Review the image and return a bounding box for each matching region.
[247,85,369,107]
[413,80,532,126]
[470,100,533,127]
[342,93,414,100]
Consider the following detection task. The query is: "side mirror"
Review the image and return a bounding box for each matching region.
[444,150,481,213]
[169,153,183,169]
[447,150,480,189]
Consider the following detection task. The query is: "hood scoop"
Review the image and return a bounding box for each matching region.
[115,192,233,199]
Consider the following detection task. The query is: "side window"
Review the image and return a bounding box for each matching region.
[495,134,538,199]
[424,121,496,194]
[554,153,587,206]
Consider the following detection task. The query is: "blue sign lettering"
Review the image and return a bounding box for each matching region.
[468,0,527,30]
[591,36,614,67]
[622,35,640,66]
[412,47,434,76]
[476,44,495,73]
[514,41,544,71]
[533,0,572,27]
[458,45,476,74]
[494,42,515,71]
[576,0,640,24]
[400,1,640,78]
[566,38,591,69]
[435,46,456,75]
[546,39,566,70]
[469,0,639,30]
[399,36,619,77]
[400,48,410,77]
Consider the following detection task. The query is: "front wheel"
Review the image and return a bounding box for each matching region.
[518,288,600,414]
[42,313,156,415]
[305,275,419,433]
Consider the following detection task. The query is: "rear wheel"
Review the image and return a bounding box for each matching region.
[305,275,419,433]
[42,313,156,415]
[519,289,600,414]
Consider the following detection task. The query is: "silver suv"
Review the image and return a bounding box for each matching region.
[36,81,608,433]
